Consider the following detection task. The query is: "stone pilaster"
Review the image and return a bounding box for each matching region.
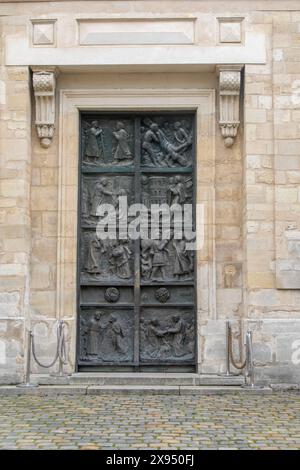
[0,21,32,384]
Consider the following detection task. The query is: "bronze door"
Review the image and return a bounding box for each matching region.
[78,112,196,371]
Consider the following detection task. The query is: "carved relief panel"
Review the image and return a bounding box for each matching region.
[80,233,134,283]
[82,117,134,167]
[140,236,194,283]
[81,174,134,226]
[79,308,134,363]
[141,174,193,208]
[141,115,193,168]
[140,308,195,363]
[78,113,196,370]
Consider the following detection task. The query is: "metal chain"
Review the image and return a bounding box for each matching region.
[228,324,246,370]
[31,321,66,369]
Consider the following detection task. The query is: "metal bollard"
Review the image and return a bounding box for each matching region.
[242,329,262,389]
[225,321,231,376]
[17,330,38,388]
[246,330,255,387]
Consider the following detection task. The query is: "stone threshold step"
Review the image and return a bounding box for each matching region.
[32,373,245,386]
[0,385,272,396]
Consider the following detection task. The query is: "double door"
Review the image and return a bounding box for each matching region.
[77,112,196,371]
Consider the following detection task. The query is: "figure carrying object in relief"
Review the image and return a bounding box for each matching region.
[155,125,189,167]
[141,252,152,280]
[173,121,191,147]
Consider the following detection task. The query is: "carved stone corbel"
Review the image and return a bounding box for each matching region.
[32,68,57,148]
[217,66,242,148]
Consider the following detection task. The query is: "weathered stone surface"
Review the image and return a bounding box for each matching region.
[252,342,272,363]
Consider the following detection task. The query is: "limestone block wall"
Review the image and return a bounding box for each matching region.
[0,20,32,382]
[244,11,300,384]
[29,93,60,373]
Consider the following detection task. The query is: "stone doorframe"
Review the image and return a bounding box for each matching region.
[57,88,215,372]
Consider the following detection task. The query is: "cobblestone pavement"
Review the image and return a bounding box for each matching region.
[0,392,299,449]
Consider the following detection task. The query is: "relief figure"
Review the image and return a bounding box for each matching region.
[109,241,132,279]
[144,319,170,358]
[112,121,133,162]
[155,126,188,167]
[141,118,192,167]
[106,315,126,354]
[84,232,105,274]
[166,315,187,357]
[101,314,128,357]
[85,121,104,162]
[141,239,170,281]
[142,123,165,166]
[173,238,193,279]
[87,312,103,356]
[174,121,191,147]
[167,175,188,206]
[162,121,173,141]
[90,178,113,217]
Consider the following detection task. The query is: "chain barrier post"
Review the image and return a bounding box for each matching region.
[29,320,71,382]
[246,330,255,387]
[222,321,265,390]
[50,321,70,379]
[17,330,38,389]
[242,329,263,390]
[225,321,232,376]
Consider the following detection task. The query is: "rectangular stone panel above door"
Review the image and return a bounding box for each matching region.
[5,14,266,66]
[78,19,195,45]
